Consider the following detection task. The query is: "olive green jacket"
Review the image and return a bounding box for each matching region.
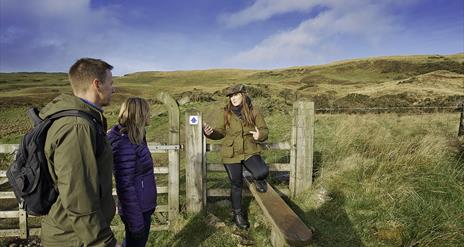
[207,107,268,164]
[40,94,116,247]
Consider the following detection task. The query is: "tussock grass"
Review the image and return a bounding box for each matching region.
[296,113,464,246]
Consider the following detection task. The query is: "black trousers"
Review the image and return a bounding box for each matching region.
[224,155,269,210]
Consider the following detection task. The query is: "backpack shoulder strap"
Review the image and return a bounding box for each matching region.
[47,110,105,156]
[48,110,102,126]
[27,108,44,126]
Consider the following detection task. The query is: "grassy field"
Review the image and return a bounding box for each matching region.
[0,54,463,246]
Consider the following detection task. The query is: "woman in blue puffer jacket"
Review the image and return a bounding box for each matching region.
[108,97,157,247]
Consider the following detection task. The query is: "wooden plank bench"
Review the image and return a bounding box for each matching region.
[244,175,312,246]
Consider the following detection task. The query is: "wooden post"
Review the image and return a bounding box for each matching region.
[157,92,180,226]
[185,109,206,213]
[202,126,207,209]
[289,108,297,198]
[19,205,29,239]
[459,103,464,137]
[291,102,314,197]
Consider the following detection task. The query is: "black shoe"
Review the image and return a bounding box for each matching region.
[233,209,250,229]
[255,180,267,193]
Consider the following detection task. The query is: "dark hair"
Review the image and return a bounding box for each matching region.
[224,93,255,127]
[68,58,113,93]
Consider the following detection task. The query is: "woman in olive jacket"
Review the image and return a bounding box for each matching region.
[203,84,269,229]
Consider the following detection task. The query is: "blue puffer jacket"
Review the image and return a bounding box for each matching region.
[107,124,157,233]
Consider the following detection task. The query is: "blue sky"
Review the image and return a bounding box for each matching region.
[1,0,463,75]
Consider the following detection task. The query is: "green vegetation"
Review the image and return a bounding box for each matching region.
[1,54,463,246]
[304,113,463,246]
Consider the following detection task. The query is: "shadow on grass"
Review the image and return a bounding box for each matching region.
[449,137,464,186]
[283,190,364,247]
[166,210,217,247]
[313,151,323,180]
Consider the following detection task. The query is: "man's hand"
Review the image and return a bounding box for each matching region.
[115,242,122,247]
[249,126,260,141]
[203,123,214,136]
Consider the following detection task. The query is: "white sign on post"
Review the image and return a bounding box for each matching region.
[189,115,199,125]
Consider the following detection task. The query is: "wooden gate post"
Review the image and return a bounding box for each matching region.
[290,101,314,197]
[19,206,29,239]
[157,92,180,225]
[459,103,464,137]
[185,109,206,213]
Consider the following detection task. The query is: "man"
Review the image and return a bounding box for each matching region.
[40,58,120,247]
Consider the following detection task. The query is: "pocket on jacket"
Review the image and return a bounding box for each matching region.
[222,138,234,158]
[245,138,259,154]
[137,174,157,212]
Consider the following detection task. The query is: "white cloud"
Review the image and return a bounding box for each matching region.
[220,0,418,28]
[0,0,147,74]
[226,0,405,68]
[3,0,445,73]
[220,0,322,28]
[1,0,92,19]
[1,0,229,74]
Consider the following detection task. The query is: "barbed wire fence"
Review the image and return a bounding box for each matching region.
[314,105,461,114]
[458,104,464,137]
[262,103,464,185]
[314,103,463,176]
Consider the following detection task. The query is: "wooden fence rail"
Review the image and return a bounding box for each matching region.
[0,143,175,238]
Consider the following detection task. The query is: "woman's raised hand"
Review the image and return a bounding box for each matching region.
[203,123,214,136]
[249,126,260,140]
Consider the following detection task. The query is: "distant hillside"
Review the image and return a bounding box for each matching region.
[119,53,464,111]
[0,53,463,110]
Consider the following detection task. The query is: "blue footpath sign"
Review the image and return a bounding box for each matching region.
[189,116,199,125]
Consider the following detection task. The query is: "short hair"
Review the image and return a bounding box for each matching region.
[68,58,113,93]
[118,97,151,145]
